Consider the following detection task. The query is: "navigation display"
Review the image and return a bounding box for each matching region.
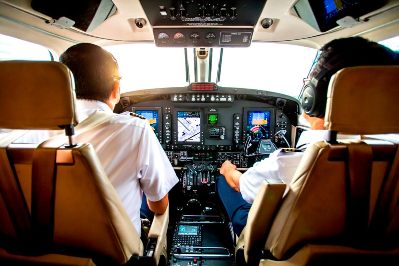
[177,225,199,236]
[135,110,159,136]
[177,111,201,143]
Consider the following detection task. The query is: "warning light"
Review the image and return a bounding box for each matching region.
[190,82,217,91]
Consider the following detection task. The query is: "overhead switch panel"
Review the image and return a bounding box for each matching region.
[139,0,267,47]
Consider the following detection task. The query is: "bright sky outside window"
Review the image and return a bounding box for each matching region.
[0,34,53,61]
[105,44,187,93]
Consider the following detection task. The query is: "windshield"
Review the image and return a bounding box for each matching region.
[215,43,317,97]
[105,44,187,92]
[105,42,317,97]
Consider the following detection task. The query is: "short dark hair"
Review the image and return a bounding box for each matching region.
[60,43,119,102]
[310,36,398,83]
[304,37,398,117]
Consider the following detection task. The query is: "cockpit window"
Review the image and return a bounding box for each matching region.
[105,42,317,97]
[0,34,54,61]
[105,44,187,92]
[379,35,399,51]
[214,43,317,97]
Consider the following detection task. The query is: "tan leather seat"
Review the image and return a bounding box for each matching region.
[0,61,168,265]
[236,66,399,266]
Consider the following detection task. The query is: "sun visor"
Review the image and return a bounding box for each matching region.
[31,0,117,32]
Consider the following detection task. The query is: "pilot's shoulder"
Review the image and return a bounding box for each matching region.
[273,148,304,157]
[110,111,148,128]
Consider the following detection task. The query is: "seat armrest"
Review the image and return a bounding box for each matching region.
[146,205,169,265]
[237,183,286,265]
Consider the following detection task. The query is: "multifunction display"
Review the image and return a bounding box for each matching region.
[177,111,201,143]
[136,110,159,130]
[133,108,162,141]
[177,225,200,236]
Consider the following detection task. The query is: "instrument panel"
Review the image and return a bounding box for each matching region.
[117,87,300,194]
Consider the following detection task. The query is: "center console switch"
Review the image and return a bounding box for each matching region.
[181,163,217,192]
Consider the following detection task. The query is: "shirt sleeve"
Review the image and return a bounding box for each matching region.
[239,149,303,204]
[137,123,179,202]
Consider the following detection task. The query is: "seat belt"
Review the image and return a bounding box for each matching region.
[0,130,32,244]
[31,148,57,246]
[346,143,372,243]
[0,149,32,242]
[369,145,399,242]
[30,111,114,246]
[39,111,114,148]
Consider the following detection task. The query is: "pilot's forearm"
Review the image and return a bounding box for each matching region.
[225,169,242,192]
[220,160,242,192]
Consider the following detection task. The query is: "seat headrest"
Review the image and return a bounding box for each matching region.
[324,66,399,134]
[0,61,78,130]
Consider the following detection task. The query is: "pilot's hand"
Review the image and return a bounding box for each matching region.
[220,160,236,175]
[220,160,240,192]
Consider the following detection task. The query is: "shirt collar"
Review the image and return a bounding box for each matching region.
[296,130,361,149]
[76,99,113,122]
[296,130,330,149]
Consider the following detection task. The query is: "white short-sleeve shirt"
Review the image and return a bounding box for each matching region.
[72,100,179,233]
[9,99,178,234]
[239,130,332,204]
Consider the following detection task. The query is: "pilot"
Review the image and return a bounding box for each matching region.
[217,37,398,236]
[59,43,179,236]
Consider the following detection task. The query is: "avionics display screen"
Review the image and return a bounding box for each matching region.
[208,113,218,125]
[247,111,270,127]
[246,111,271,139]
[177,225,199,236]
[177,111,201,143]
[295,0,384,32]
[135,110,159,136]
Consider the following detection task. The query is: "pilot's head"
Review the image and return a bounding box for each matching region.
[301,36,398,128]
[60,43,121,109]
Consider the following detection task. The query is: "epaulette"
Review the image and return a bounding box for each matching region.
[130,112,146,120]
[280,148,304,153]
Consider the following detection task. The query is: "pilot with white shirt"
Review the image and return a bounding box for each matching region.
[59,43,178,235]
[217,36,399,236]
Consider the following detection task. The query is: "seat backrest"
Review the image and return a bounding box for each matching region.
[0,61,143,265]
[259,66,399,264]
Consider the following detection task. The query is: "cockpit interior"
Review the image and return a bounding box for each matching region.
[0,0,398,265]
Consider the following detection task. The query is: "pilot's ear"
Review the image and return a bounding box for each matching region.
[110,80,121,105]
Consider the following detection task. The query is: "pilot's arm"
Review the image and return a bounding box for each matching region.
[147,194,169,214]
[138,122,178,215]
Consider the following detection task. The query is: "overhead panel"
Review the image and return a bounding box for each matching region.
[139,0,267,47]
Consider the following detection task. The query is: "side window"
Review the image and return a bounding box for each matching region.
[0,34,54,61]
[0,34,55,138]
[379,35,399,52]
